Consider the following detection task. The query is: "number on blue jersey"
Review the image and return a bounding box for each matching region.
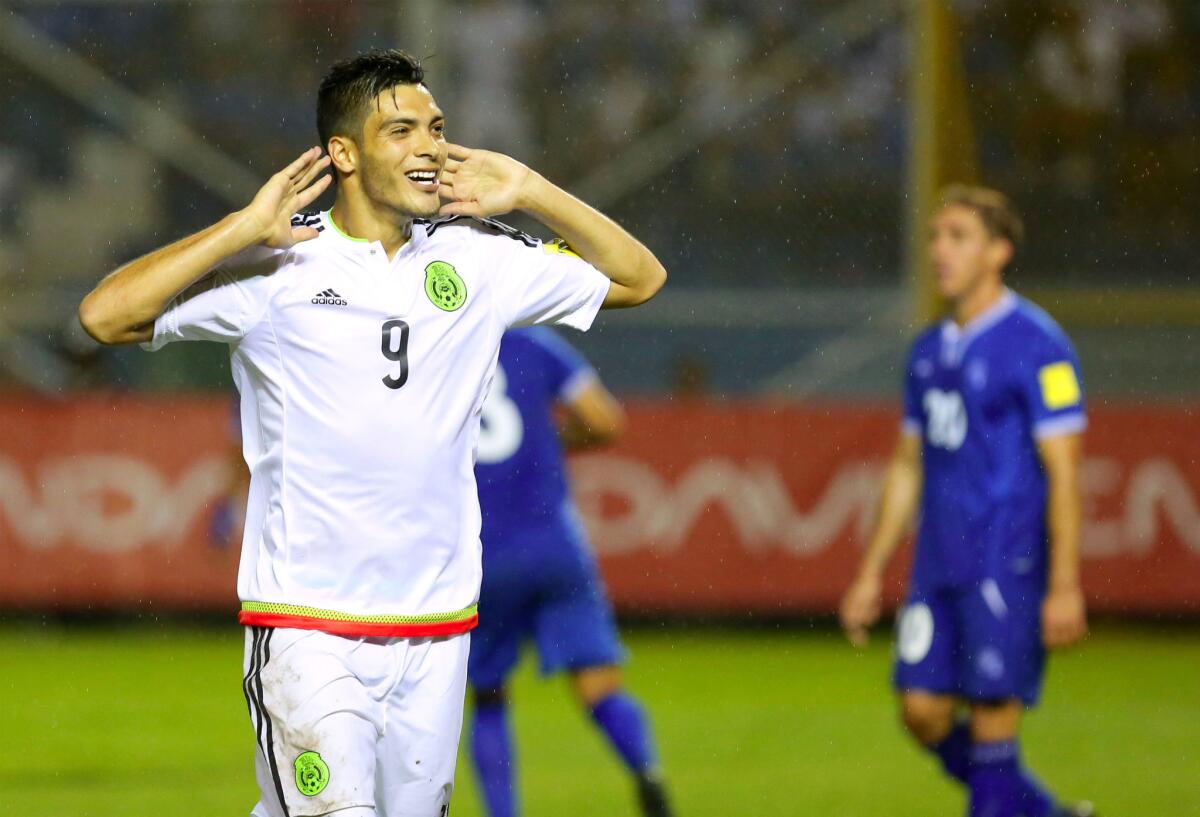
[922,388,967,451]
[477,364,524,464]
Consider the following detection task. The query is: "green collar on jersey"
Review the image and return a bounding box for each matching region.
[325,210,371,243]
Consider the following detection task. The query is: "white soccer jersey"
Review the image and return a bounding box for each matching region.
[144,211,610,636]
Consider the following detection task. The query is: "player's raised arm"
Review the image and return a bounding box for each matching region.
[78,148,332,345]
[438,144,666,308]
[559,379,626,450]
[840,431,923,647]
[1038,432,1088,648]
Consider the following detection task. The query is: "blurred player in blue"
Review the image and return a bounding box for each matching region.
[209,399,249,550]
[470,326,674,817]
[840,186,1093,817]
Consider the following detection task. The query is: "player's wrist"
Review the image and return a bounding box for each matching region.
[227,208,273,248]
[513,170,555,216]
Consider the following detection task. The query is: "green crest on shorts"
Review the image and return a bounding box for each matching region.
[294,750,330,797]
[424,260,467,312]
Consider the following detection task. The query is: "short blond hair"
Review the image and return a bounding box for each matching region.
[939,184,1024,249]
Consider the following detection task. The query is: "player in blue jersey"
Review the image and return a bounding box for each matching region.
[470,326,674,817]
[209,398,249,550]
[840,185,1093,817]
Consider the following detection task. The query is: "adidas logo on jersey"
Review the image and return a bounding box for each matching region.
[312,288,347,306]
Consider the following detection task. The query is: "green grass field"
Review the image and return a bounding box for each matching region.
[3,622,1197,816]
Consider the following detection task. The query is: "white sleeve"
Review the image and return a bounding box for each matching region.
[488,233,611,331]
[141,246,283,351]
[560,368,599,402]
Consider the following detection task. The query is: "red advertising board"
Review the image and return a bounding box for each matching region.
[0,394,241,611]
[575,401,1200,615]
[1,395,1197,615]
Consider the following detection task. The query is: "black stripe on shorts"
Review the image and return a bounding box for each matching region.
[242,626,263,750]
[255,628,290,816]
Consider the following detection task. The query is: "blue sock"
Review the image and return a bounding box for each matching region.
[929,720,972,784]
[1015,755,1056,817]
[472,700,517,817]
[590,692,659,775]
[969,740,1022,817]
[968,740,1056,817]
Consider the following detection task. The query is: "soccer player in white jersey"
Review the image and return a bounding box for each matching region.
[78,50,666,817]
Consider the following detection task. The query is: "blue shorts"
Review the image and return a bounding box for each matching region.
[468,524,625,691]
[892,575,1046,707]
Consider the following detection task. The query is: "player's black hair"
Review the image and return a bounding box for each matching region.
[317,49,427,148]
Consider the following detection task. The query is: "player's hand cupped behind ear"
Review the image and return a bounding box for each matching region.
[438,144,534,218]
[242,147,333,249]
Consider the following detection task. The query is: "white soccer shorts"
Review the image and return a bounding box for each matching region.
[242,626,470,817]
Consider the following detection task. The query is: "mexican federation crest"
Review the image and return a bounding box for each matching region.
[294,750,330,797]
[424,260,467,312]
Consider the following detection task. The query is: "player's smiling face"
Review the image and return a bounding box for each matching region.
[357,84,447,218]
[928,204,1009,302]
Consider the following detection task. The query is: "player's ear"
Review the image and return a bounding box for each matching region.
[989,236,1014,271]
[327,135,357,177]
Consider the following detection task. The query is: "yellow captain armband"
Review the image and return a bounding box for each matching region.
[1038,362,1081,410]
[543,238,581,258]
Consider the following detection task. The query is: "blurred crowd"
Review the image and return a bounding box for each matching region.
[4,1,821,186]
[0,0,1197,315]
[956,0,1198,279]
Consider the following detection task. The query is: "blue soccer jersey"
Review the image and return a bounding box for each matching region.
[893,290,1086,705]
[902,290,1087,591]
[475,326,597,539]
[470,327,624,689]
